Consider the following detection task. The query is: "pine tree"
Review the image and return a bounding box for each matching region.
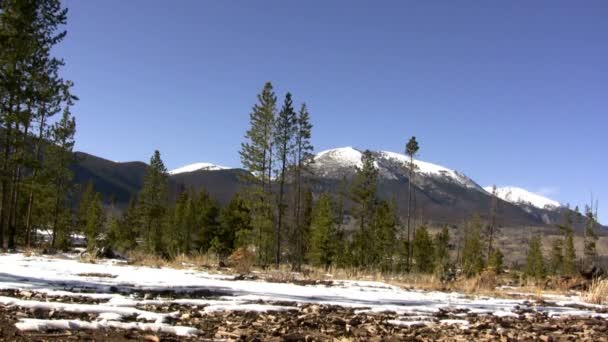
[549,239,564,275]
[78,182,96,229]
[308,193,335,269]
[488,248,504,274]
[583,206,598,267]
[108,198,138,251]
[350,150,378,268]
[240,82,277,189]
[291,102,313,269]
[563,234,577,276]
[434,226,451,276]
[47,109,76,248]
[169,190,191,256]
[193,189,220,254]
[487,185,500,262]
[374,200,398,272]
[334,176,349,268]
[273,92,297,265]
[138,150,169,255]
[0,0,74,250]
[219,193,252,252]
[413,225,434,273]
[405,136,419,271]
[558,209,577,276]
[84,192,104,250]
[239,82,277,265]
[461,215,485,277]
[525,235,546,280]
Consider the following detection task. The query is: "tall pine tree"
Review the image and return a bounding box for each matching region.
[138,150,169,255]
[273,92,297,265]
[405,136,419,271]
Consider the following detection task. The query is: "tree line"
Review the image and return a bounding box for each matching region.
[0,0,76,251]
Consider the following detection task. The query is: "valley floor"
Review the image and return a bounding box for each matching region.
[0,253,607,341]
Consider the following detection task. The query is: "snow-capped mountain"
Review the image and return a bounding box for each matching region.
[484,186,561,210]
[74,148,590,228]
[168,162,232,175]
[313,147,484,192]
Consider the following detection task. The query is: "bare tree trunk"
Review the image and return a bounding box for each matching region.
[0,119,13,250]
[406,156,413,271]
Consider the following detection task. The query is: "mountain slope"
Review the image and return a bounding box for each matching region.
[71,148,593,229]
[484,186,561,210]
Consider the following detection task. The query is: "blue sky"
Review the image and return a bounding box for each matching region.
[58,1,607,221]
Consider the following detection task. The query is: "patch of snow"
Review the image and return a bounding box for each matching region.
[1,253,607,337]
[169,162,231,175]
[485,186,561,210]
[15,318,199,336]
[202,303,297,313]
[379,151,483,191]
[315,147,364,167]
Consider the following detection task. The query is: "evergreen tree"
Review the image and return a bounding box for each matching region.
[46,109,76,248]
[273,92,297,265]
[434,226,451,275]
[0,0,74,250]
[461,215,485,277]
[525,235,546,280]
[240,82,277,191]
[138,150,169,255]
[583,206,598,267]
[219,193,252,252]
[563,234,577,276]
[487,185,500,262]
[291,102,313,269]
[308,193,335,269]
[412,225,434,273]
[374,200,398,272]
[193,189,220,253]
[84,192,103,250]
[350,150,378,268]
[405,136,419,271]
[488,248,504,274]
[169,190,191,256]
[78,182,96,230]
[557,209,577,276]
[239,82,277,265]
[549,239,564,275]
[108,198,138,251]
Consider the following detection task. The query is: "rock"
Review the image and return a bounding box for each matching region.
[143,335,160,342]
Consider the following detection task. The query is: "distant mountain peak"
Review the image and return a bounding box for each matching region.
[169,162,232,175]
[312,147,484,192]
[485,186,561,210]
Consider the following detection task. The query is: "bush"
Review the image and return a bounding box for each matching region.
[228,247,255,274]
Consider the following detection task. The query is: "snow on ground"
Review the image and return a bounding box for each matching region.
[0,253,606,336]
[485,186,561,209]
[168,162,231,175]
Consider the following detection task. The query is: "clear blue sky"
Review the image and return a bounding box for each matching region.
[58,1,607,221]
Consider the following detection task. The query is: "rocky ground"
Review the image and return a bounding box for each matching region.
[2,289,608,341]
[2,253,608,341]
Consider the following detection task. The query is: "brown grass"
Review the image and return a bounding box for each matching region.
[227,248,255,274]
[584,279,608,305]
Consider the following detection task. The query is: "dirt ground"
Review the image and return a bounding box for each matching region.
[2,297,608,341]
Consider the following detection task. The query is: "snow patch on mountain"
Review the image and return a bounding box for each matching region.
[485,186,561,210]
[378,151,482,190]
[313,147,484,191]
[315,147,364,167]
[169,162,231,175]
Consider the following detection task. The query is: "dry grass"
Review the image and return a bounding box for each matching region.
[584,279,608,305]
[125,250,219,270]
[227,248,255,274]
